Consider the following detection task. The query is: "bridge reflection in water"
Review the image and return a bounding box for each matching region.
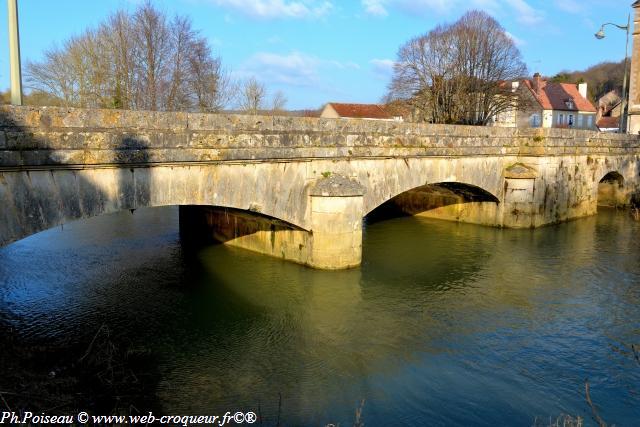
[0,206,639,425]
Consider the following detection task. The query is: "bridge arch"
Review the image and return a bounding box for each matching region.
[0,163,311,248]
[597,170,628,208]
[366,180,501,226]
[356,157,505,218]
[353,157,503,226]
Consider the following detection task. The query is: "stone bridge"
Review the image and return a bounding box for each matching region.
[1,106,639,269]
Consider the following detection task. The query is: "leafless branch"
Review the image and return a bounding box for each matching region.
[386,10,527,125]
[25,0,230,112]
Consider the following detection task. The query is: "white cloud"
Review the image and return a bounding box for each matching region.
[503,0,543,25]
[363,0,493,16]
[396,0,454,15]
[328,60,361,70]
[210,0,333,19]
[505,31,525,47]
[370,58,395,78]
[236,51,358,87]
[362,0,388,16]
[583,17,596,30]
[554,0,582,14]
[361,0,544,27]
[245,52,319,86]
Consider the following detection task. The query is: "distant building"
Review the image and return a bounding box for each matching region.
[519,74,597,130]
[597,90,622,115]
[320,103,403,121]
[597,116,622,133]
[489,81,521,128]
[490,74,597,130]
[596,90,622,133]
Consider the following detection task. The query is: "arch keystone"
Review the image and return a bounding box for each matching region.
[505,163,538,179]
[309,174,365,197]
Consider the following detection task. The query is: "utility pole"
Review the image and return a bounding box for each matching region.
[7,0,23,105]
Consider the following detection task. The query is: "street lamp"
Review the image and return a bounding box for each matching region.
[595,16,630,133]
[6,0,23,106]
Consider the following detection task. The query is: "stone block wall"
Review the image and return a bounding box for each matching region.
[1,106,639,169]
[1,106,640,269]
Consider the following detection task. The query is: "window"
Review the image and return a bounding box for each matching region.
[587,116,593,128]
[569,114,574,127]
[559,114,564,125]
[530,114,540,127]
[578,115,583,127]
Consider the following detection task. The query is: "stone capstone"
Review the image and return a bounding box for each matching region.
[309,174,365,197]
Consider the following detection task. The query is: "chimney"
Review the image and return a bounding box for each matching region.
[533,73,542,96]
[578,82,588,99]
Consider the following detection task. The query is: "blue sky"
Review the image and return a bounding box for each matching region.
[0,0,635,109]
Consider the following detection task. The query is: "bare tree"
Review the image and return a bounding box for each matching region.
[102,11,136,109]
[131,2,172,111]
[239,78,267,114]
[387,10,527,125]
[25,1,231,112]
[187,39,235,112]
[271,90,288,113]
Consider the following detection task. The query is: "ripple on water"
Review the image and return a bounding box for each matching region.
[1,207,640,424]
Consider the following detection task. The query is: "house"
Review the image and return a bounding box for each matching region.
[491,74,597,129]
[488,81,521,128]
[596,91,622,132]
[519,73,597,129]
[597,90,622,116]
[320,103,403,121]
[597,116,622,133]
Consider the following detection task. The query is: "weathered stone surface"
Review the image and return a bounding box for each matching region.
[0,105,639,268]
[1,106,639,167]
[505,163,538,179]
[309,174,365,197]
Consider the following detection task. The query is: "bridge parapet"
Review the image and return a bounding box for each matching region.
[1,106,640,270]
[0,106,639,169]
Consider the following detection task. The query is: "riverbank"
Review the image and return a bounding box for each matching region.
[0,322,160,415]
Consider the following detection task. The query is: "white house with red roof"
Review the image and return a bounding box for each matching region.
[519,73,597,130]
[320,103,403,121]
[492,74,598,130]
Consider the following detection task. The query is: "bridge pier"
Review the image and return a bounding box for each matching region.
[178,175,364,270]
[307,175,364,269]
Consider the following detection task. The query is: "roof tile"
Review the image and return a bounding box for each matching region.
[523,80,596,113]
[597,116,620,129]
[328,103,392,119]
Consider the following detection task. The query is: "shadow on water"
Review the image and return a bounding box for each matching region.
[2,203,640,425]
[0,108,163,415]
[1,107,640,425]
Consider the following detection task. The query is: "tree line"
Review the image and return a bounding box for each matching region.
[18,2,286,114]
[385,10,528,125]
[550,60,626,103]
[11,4,620,124]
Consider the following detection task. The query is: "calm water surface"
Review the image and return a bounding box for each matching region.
[0,207,639,426]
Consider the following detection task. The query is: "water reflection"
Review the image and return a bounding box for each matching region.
[0,207,639,425]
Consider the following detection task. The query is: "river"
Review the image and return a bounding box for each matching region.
[0,207,639,426]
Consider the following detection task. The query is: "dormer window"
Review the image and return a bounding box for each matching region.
[565,100,574,109]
